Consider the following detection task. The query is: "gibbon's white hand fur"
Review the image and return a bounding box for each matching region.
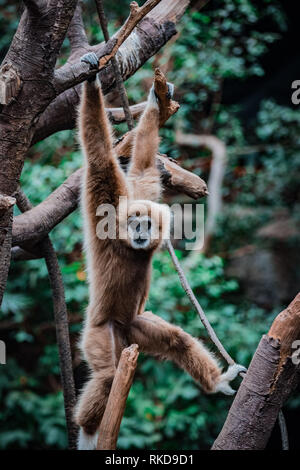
[75,52,246,450]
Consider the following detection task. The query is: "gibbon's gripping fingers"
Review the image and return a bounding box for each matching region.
[214,364,247,396]
[80,52,99,82]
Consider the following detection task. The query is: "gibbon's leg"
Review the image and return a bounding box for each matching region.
[79,52,128,212]
[74,322,120,449]
[128,311,246,395]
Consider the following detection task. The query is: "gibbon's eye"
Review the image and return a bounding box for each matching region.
[136,223,141,233]
[147,220,151,230]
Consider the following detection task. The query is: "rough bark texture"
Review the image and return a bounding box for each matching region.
[1,0,190,304]
[97,344,139,450]
[212,293,300,450]
[31,1,190,145]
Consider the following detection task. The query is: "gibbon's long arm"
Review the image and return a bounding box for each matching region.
[79,53,128,209]
[130,85,161,173]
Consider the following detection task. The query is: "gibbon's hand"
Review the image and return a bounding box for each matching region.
[214,363,247,396]
[80,52,99,82]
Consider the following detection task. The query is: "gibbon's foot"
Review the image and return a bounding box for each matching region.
[80,52,99,82]
[214,364,247,396]
[78,427,99,450]
[149,82,174,104]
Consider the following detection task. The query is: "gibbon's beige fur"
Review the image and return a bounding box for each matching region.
[75,53,245,450]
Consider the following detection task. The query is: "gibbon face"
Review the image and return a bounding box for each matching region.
[118,199,171,251]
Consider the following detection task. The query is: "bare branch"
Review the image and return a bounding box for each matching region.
[68,2,89,53]
[212,293,300,450]
[32,0,191,144]
[12,169,81,246]
[53,0,171,93]
[97,344,139,450]
[95,0,135,130]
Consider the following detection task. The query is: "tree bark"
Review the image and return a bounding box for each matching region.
[31,0,190,145]
[97,344,139,450]
[1,0,190,305]
[212,293,300,450]
[0,194,16,305]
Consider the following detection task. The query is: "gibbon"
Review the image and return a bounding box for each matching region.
[75,52,245,450]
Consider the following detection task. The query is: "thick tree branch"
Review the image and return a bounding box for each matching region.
[97,344,139,450]
[32,0,190,145]
[12,169,81,246]
[67,2,89,53]
[12,155,207,247]
[212,293,300,450]
[53,0,164,93]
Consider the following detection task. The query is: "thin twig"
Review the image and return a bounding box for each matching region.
[95,0,134,130]
[15,188,77,450]
[166,239,234,365]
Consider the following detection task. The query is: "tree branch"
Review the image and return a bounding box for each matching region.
[12,169,81,247]
[95,0,135,131]
[12,154,207,247]
[67,2,89,53]
[32,0,190,145]
[212,293,300,450]
[97,344,139,450]
[53,0,164,93]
